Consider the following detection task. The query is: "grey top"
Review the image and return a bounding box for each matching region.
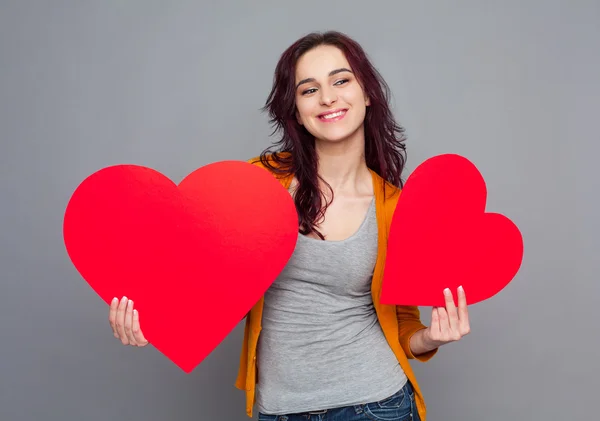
[256,198,407,415]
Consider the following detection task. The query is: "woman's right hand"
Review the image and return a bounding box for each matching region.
[109,296,149,347]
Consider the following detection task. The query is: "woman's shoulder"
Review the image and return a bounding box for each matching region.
[246,152,294,188]
[370,170,402,199]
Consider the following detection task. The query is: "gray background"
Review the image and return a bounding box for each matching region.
[1,1,598,420]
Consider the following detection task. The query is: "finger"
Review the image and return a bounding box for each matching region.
[132,309,148,346]
[437,307,449,339]
[457,286,471,335]
[108,297,119,338]
[444,288,460,333]
[430,307,440,331]
[429,307,441,341]
[124,299,137,345]
[116,296,129,345]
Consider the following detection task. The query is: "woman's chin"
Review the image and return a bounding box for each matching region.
[315,131,362,145]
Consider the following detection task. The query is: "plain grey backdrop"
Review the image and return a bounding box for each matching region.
[1,1,598,420]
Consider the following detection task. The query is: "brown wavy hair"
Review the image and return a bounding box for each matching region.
[256,31,407,240]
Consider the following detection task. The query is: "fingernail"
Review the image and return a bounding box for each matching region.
[112,297,117,303]
[458,285,464,292]
[121,296,127,302]
[128,299,133,307]
[444,288,451,295]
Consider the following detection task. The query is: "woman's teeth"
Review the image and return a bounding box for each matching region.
[321,110,345,119]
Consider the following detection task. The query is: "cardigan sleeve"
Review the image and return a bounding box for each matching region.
[396,305,438,362]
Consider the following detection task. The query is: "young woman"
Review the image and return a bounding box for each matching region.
[108,31,471,421]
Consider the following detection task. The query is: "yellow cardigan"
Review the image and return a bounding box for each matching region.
[235,156,438,420]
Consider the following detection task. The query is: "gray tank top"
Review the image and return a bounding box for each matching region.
[256,198,407,415]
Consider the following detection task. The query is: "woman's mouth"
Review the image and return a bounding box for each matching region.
[318,109,347,122]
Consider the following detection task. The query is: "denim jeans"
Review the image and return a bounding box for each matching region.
[257,381,420,421]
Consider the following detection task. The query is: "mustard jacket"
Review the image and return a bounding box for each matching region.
[235,156,438,420]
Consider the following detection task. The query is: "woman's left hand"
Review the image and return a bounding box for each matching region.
[423,286,471,348]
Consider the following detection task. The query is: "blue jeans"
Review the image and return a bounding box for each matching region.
[257,381,420,421]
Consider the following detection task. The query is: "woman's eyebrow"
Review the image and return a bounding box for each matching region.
[296,68,353,89]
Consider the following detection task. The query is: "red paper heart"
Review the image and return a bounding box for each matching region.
[63,161,298,372]
[381,154,523,307]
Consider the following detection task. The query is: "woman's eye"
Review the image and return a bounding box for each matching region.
[301,79,348,95]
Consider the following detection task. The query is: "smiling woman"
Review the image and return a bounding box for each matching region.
[107,30,472,421]
[245,31,469,421]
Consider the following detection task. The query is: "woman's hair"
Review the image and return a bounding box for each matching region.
[257,30,407,239]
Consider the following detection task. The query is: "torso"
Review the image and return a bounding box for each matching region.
[256,181,408,414]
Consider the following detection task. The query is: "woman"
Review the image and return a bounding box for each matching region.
[108,31,471,421]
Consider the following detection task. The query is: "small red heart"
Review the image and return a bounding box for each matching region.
[381,154,523,307]
[63,161,298,372]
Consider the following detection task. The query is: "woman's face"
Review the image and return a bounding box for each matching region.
[294,45,370,144]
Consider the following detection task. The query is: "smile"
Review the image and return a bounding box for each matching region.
[318,109,347,122]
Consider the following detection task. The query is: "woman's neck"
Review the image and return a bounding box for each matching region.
[314,131,371,196]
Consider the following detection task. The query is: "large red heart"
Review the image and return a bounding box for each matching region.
[381,154,523,307]
[63,161,298,372]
